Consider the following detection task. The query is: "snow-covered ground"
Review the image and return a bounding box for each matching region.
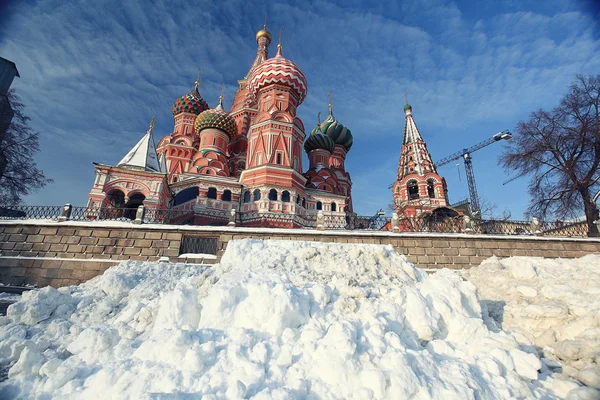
[0,239,597,399]
[462,256,600,392]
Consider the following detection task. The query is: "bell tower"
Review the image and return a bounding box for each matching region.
[391,99,448,219]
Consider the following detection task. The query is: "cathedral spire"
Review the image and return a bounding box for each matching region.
[244,24,272,79]
[117,117,161,172]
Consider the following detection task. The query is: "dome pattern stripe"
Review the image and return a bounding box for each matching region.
[194,108,238,139]
[321,113,353,151]
[304,132,335,154]
[248,56,307,104]
[172,88,209,116]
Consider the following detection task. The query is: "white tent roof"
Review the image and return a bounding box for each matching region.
[117,120,162,173]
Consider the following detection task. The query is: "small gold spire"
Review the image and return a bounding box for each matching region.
[149,116,155,133]
[404,92,409,105]
[328,90,333,113]
[195,67,201,90]
[277,28,283,52]
[219,83,225,103]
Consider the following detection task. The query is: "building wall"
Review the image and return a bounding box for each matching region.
[1,221,599,288]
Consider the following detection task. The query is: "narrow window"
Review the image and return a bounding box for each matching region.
[243,191,250,203]
[276,153,282,165]
[222,190,232,202]
[269,189,278,201]
[316,201,323,210]
[331,202,336,212]
[253,189,261,201]
[408,180,419,200]
[427,179,435,198]
[207,187,217,199]
[282,191,290,202]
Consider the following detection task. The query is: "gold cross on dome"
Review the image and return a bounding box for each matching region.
[404,92,409,104]
[149,117,155,133]
[195,67,201,89]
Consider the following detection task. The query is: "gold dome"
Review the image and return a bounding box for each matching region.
[255,25,272,42]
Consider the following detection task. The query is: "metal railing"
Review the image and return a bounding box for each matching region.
[0,204,589,237]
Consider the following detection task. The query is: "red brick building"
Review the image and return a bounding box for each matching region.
[87,26,354,227]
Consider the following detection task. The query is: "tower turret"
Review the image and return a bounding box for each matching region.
[392,100,448,219]
[241,36,308,190]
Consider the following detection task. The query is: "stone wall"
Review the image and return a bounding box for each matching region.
[1,220,600,288]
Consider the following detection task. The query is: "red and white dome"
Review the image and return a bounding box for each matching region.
[248,45,307,105]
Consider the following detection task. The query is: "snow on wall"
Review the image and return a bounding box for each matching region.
[0,239,596,399]
[462,256,600,392]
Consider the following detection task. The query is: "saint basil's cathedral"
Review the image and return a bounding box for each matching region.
[87,26,355,226]
[87,25,455,227]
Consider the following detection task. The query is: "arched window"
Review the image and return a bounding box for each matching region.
[207,187,217,199]
[427,179,435,198]
[222,190,232,202]
[174,187,199,206]
[408,180,419,200]
[316,201,323,210]
[253,189,261,201]
[331,202,337,212]
[276,153,282,165]
[243,191,251,203]
[282,191,290,202]
[269,189,278,201]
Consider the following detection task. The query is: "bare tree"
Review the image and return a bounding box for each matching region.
[501,74,600,236]
[0,89,52,204]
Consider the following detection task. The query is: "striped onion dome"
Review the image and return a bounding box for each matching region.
[248,45,307,105]
[194,98,238,139]
[172,83,210,116]
[321,106,353,151]
[304,124,335,154]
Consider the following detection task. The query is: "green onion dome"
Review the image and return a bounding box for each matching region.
[194,98,238,140]
[320,107,353,151]
[404,103,412,112]
[304,125,335,154]
[172,82,210,116]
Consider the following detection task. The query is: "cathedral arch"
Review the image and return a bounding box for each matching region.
[207,187,217,199]
[427,179,436,198]
[282,190,290,202]
[222,190,232,202]
[105,189,125,208]
[174,187,199,206]
[268,189,278,201]
[407,180,419,200]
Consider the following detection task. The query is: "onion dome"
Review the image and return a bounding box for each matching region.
[305,123,335,154]
[248,44,307,105]
[320,105,353,151]
[172,82,209,116]
[404,102,412,112]
[194,96,238,139]
[255,24,272,43]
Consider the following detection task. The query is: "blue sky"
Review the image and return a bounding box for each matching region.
[1,0,599,218]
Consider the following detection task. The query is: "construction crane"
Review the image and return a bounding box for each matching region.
[503,172,526,185]
[434,130,512,217]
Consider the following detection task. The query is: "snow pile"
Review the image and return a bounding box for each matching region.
[0,239,591,399]
[463,255,600,392]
